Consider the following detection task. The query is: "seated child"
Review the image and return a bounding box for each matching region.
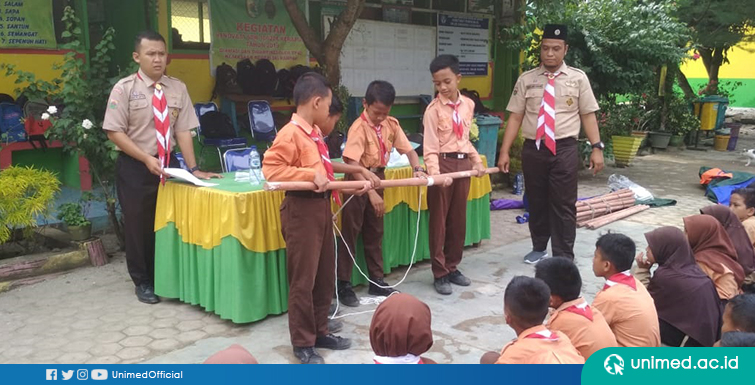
[481,276,584,364]
[727,188,755,286]
[203,344,258,364]
[635,227,722,347]
[592,233,661,347]
[370,293,436,364]
[722,293,755,334]
[684,214,745,301]
[535,257,617,358]
[718,332,755,347]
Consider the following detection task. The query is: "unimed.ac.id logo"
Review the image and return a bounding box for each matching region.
[604,354,625,375]
[91,369,108,380]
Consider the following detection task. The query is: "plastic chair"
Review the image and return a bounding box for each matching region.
[247,100,277,144]
[223,147,253,172]
[195,102,247,172]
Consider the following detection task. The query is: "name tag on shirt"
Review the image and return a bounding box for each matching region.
[130,92,146,101]
[526,83,544,90]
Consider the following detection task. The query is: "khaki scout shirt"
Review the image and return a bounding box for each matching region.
[506,62,599,140]
[343,115,414,169]
[102,69,199,156]
[422,93,482,175]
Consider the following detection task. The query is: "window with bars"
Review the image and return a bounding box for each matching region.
[171,0,210,50]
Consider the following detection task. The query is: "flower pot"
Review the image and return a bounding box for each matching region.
[612,135,644,167]
[669,135,684,147]
[647,132,672,149]
[714,135,730,151]
[67,223,92,241]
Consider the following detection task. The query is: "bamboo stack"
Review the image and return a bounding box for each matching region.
[576,189,648,229]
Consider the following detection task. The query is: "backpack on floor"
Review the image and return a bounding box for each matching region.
[0,102,27,143]
[211,63,243,99]
[199,111,236,139]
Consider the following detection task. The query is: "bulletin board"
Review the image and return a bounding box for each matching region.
[324,17,436,97]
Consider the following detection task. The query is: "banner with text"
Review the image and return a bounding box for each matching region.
[437,13,490,76]
[0,0,56,49]
[208,0,307,74]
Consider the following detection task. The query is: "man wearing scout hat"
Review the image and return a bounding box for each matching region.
[498,24,604,264]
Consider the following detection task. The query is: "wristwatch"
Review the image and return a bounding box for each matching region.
[189,166,200,173]
[414,166,427,173]
[591,141,605,151]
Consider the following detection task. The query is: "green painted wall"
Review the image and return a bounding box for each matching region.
[11,148,82,189]
[686,78,755,108]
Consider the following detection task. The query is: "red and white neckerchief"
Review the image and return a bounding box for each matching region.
[373,354,423,364]
[137,71,171,185]
[360,112,388,166]
[445,95,464,139]
[291,119,341,206]
[525,329,560,341]
[562,300,594,322]
[603,270,637,291]
[536,71,561,155]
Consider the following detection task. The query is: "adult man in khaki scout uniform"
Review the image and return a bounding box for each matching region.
[103,31,220,304]
[498,24,604,264]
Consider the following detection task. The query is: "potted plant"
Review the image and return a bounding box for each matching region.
[666,95,700,147]
[56,192,94,241]
[600,100,644,167]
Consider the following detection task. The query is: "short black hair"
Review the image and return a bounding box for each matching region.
[293,73,332,106]
[596,233,636,272]
[720,331,755,347]
[504,276,550,327]
[134,30,166,52]
[732,188,755,209]
[535,257,582,302]
[364,80,396,106]
[429,54,460,75]
[728,293,755,332]
[329,92,343,116]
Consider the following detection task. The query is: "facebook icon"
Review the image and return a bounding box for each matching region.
[46,369,57,380]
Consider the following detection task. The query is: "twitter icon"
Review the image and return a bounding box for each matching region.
[62,371,74,380]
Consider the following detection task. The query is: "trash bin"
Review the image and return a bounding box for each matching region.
[474,114,503,167]
[726,122,743,152]
[693,96,729,131]
[714,135,730,151]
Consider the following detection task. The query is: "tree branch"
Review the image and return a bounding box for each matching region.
[282,0,324,62]
[323,0,365,56]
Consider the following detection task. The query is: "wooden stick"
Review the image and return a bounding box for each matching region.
[584,205,650,229]
[82,238,108,267]
[264,175,455,192]
[576,199,636,215]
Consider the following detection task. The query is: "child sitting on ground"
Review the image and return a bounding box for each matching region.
[721,293,755,334]
[370,293,436,364]
[535,257,617,358]
[728,188,755,288]
[480,276,584,364]
[592,233,660,347]
[718,332,755,347]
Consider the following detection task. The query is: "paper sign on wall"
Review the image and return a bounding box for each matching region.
[437,13,490,76]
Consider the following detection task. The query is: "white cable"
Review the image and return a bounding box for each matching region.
[330,186,424,320]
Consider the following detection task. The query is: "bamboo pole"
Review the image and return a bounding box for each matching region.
[583,205,650,230]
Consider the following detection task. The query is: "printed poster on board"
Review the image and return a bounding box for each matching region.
[0,0,57,49]
[209,0,307,74]
[437,13,490,76]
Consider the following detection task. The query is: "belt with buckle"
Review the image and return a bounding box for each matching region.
[285,191,331,199]
[368,167,386,173]
[441,152,468,160]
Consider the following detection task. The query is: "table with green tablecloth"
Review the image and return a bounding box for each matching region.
[154,159,492,323]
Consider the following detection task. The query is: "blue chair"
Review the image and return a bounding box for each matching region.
[223,147,253,172]
[195,102,247,172]
[247,100,277,144]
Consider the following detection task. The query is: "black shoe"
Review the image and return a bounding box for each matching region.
[315,333,352,350]
[329,302,338,316]
[328,318,343,334]
[293,347,324,364]
[448,270,471,286]
[434,276,452,295]
[337,280,359,307]
[523,250,549,265]
[135,284,159,304]
[368,278,398,296]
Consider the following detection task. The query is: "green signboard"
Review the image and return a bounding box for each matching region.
[0,0,56,49]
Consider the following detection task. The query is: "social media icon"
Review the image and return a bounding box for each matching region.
[91,370,108,380]
[46,369,57,380]
[62,371,74,380]
[77,369,88,380]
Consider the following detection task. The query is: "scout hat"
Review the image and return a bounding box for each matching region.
[543,24,567,40]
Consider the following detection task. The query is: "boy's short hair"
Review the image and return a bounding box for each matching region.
[733,188,755,209]
[504,276,551,327]
[134,30,165,51]
[329,92,343,116]
[595,233,636,272]
[429,54,460,75]
[729,293,755,332]
[293,73,331,106]
[720,331,755,347]
[535,257,582,302]
[364,80,396,106]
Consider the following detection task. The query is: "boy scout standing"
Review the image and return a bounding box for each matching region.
[103,31,220,304]
[498,24,604,264]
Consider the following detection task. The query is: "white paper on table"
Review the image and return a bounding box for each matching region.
[164,168,218,187]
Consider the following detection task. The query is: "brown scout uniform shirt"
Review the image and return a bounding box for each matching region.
[495,325,585,364]
[506,62,599,140]
[592,275,661,347]
[546,297,618,359]
[262,113,327,182]
[343,115,414,169]
[422,93,482,175]
[103,69,198,156]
